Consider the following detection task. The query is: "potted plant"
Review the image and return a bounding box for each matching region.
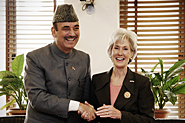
[0,54,27,115]
[141,58,185,119]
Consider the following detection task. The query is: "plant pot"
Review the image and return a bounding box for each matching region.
[7,108,26,115]
[155,109,171,119]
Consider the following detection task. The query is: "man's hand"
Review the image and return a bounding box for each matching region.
[78,102,96,121]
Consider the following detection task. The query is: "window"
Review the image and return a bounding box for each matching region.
[6,0,64,71]
[5,0,64,110]
[120,0,185,118]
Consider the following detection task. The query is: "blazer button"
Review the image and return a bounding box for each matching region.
[68,77,71,81]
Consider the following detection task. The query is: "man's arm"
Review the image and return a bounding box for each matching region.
[24,52,70,118]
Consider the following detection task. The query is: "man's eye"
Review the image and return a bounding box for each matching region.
[62,27,70,30]
[74,27,79,30]
[114,47,119,49]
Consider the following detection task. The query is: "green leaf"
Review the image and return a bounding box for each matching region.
[172,83,185,95]
[154,73,162,82]
[140,68,151,77]
[0,99,16,110]
[151,78,160,86]
[151,62,159,72]
[0,78,22,90]
[165,68,183,82]
[152,86,159,103]
[0,71,14,79]
[163,76,179,90]
[140,68,146,73]
[169,59,185,72]
[166,59,185,80]
[12,54,24,77]
[0,87,12,96]
[158,58,164,79]
[0,78,17,87]
[164,90,177,105]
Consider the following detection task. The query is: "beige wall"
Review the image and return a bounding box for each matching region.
[65,0,119,75]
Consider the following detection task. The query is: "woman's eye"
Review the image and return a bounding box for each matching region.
[123,47,128,50]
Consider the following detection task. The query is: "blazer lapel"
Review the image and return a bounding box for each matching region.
[114,68,135,109]
[94,69,112,105]
[94,68,135,108]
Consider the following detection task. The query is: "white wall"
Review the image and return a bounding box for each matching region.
[0,44,6,116]
[65,0,119,74]
[0,24,6,117]
[0,0,6,116]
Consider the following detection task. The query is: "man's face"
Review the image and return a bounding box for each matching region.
[51,22,80,54]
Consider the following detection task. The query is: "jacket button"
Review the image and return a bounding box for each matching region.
[68,77,71,81]
[66,62,68,66]
[68,93,71,96]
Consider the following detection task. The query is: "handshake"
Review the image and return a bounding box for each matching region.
[78,101,96,121]
[78,101,122,122]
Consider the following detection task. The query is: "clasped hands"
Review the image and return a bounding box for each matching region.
[78,101,121,122]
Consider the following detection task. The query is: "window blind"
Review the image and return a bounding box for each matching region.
[5,0,64,110]
[6,0,16,71]
[6,0,64,71]
[120,0,185,118]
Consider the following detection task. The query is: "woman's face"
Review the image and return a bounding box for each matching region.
[111,39,134,69]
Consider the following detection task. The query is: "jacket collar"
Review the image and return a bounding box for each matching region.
[95,68,112,92]
[95,67,135,108]
[51,41,74,59]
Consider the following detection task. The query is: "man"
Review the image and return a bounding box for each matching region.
[24,4,95,123]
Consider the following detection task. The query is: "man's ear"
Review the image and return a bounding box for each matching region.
[51,27,57,38]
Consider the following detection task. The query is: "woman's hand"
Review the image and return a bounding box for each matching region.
[96,104,122,119]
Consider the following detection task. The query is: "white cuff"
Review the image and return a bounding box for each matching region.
[68,100,80,111]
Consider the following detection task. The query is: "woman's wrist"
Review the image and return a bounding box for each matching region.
[119,111,122,120]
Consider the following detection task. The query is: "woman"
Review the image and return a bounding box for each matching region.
[90,28,155,123]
